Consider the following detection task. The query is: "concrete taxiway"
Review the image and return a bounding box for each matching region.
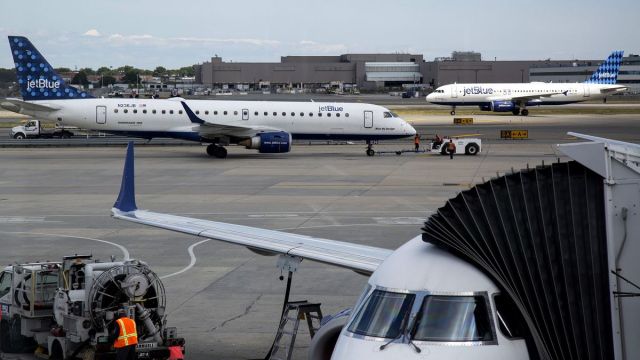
[0,114,638,359]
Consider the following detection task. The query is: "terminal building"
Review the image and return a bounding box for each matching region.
[194,51,640,93]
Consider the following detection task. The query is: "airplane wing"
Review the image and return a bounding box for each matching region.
[179,101,282,139]
[487,90,568,103]
[0,98,60,113]
[111,142,392,274]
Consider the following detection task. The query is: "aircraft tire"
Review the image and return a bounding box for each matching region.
[521,109,529,116]
[366,149,375,157]
[450,110,456,116]
[213,146,228,159]
[512,109,520,116]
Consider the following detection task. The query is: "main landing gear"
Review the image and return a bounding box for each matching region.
[366,140,375,156]
[450,106,456,116]
[512,107,529,116]
[206,144,228,158]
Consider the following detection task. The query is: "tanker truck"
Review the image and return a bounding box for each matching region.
[0,255,184,359]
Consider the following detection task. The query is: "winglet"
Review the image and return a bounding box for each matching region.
[180,101,204,124]
[113,141,137,212]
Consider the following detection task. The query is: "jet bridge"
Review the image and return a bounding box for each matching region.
[422,133,640,360]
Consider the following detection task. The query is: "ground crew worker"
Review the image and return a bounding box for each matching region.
[110,309,138,360]
[447,139,456,159]
[414,134,420,152]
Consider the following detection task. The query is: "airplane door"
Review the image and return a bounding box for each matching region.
[96,106,106,124]
[242,108,249,120]
[583,85,590,97]
[364,111,373,128]
[451,86,458,98]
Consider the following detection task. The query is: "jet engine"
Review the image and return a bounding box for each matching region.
[489,100,517,112]
[240,131,292,153]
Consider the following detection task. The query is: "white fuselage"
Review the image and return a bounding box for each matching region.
[20,98,415,142]
[426,82,626,107]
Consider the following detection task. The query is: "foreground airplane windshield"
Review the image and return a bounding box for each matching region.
[426,51,627,115]
[2,36,415,157]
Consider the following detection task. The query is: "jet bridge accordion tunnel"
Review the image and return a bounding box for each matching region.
[422,160,613,360]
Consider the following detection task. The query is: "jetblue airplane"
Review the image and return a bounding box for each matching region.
[2,36,415,157]
[426,51,627,116]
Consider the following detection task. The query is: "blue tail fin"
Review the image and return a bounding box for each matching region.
[584,50,624,84]
[113,142,138,212]
[8,36,92,100]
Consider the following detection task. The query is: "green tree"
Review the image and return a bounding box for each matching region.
[55,67,72,73]
[80,67,95,75]
[101,75,117,86]
[152,66,167,77]
[174,66,195,77]
[96,66,112,75]
[122,68,141,85]
[71,71,89,86]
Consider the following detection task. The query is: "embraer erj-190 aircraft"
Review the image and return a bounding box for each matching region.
[2,36,415,157]
[426,51,627,116]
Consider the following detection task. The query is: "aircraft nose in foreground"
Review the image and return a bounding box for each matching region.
[401,118,416,136]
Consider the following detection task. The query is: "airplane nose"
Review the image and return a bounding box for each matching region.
[404,121,416,136]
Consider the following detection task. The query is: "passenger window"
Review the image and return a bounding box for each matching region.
[327,113,331,117]
[291,112,295,116]
[214,111,218,115]
[114,109,118,113]
[143,109,147,114]
[264,112,268,116]
[345,113,349,117]
[254,111,258,116]
[412,295,495,342]
[282,112,286,116]
[162,110,166,114]
[152,109,156,114]
[179,110,183,114]
[169,110,173,114]
[309,112,313,117]
[318,113,322,117]
[300,112,304,116]
[234,111,238,115]
[133,109,137,114]
[336,113,340,117]
[273,112,277,116]
[124,109,128,114]
[224,111,228,115]
[205,110,209,115]
[348,290,415,339]
[195,110,200,115]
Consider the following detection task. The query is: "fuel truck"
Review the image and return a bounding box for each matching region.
[0,255,184,359]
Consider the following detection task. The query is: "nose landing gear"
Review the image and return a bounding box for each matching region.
[366,141,376,156]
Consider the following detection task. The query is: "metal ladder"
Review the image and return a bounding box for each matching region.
[268,301,323,360]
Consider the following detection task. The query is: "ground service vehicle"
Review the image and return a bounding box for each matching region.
[0,255,184,360]
[430,137,481,155]
[10,120,74,139]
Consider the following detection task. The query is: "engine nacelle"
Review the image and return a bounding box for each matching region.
[241,131,292,153]
[490,100,517,112]
[308,310,350,360]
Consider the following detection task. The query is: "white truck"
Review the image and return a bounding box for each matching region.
[10,120,75,139]
[0,255,184,360]
[430,137,481,155]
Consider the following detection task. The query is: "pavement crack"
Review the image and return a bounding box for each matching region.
[208,293,263,332]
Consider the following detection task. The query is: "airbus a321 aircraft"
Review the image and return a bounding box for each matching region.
[2,36,415,157]
[111,142,532,359]
[426,51,627,116]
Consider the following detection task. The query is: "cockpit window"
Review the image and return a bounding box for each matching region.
[383,112,393,118]
[390,112,399,118]
[412,295,494,342]
[347,290,415,339]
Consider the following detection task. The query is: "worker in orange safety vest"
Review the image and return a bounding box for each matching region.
[110,309,138,360]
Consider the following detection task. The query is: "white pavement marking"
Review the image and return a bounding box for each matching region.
[0,231,130,260]
[160,239,211,280]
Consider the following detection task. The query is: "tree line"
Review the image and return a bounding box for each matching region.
[0,65,196,87]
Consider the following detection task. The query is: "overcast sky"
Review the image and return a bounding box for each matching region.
[1,0,638,69]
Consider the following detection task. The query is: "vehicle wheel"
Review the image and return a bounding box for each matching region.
[13,133,25,140]
[465,143,480,155]
[512,109,520,116]
[206,144,216,157]
[441,148,447,155]
[521,109,529,116]
[395,151,402,155]
[450,110,456,116]
[366,149,375,157]
[213,146,227,159]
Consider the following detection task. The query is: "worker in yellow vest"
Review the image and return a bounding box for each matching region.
[110,309,138,360]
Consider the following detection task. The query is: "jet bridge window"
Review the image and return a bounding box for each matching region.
[411,295,495,343]
[347,290,415,339]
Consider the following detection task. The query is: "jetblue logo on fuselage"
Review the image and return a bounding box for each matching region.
[319,105,343,112]
[26,78,60,91]
[463,86,494,96]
